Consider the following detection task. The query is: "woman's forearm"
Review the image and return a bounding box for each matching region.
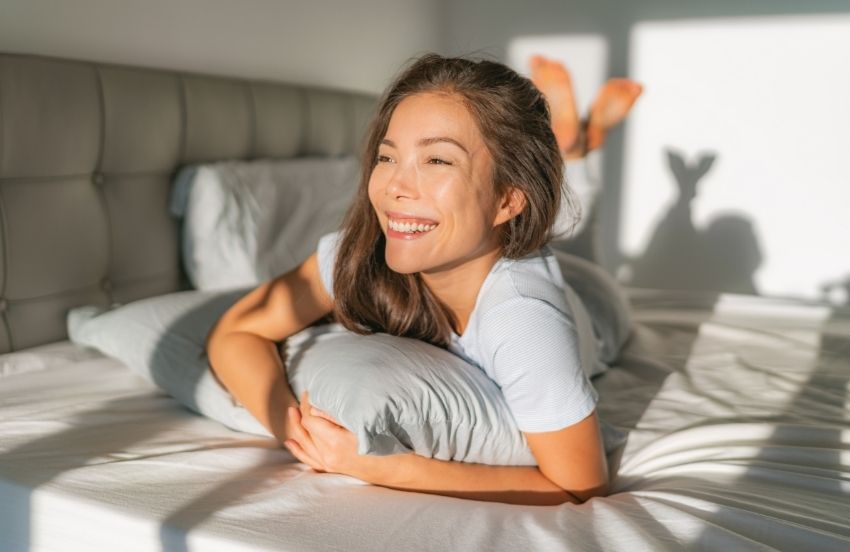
[364,453,579,506]
[207,330,298,444]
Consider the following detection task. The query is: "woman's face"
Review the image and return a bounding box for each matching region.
[368,92,515,275]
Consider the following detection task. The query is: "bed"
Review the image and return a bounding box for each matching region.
[1,53,849,551]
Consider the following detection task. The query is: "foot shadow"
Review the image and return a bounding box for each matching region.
[626,149,763,295]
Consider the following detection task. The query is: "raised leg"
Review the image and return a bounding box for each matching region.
[529,55,583,159]
[586,79,643,151]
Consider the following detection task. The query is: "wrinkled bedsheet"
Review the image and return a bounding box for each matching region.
[1,290,848,551]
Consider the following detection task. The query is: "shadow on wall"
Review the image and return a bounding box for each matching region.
[623,148,763,294]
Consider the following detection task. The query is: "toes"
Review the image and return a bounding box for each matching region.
[529,54,547,70]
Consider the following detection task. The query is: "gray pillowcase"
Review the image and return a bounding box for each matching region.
[170,157,359,291]
[67,289,537,465]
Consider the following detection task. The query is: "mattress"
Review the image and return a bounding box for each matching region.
[1,289,849,551]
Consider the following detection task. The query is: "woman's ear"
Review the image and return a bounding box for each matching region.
[493,187,528,226]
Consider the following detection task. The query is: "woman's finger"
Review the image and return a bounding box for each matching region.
[287,407,312,444]
[300,391,313,420]
[310,407,342,426]
[287,406,325,464]
[300,390,342,426]
[284,439,325,472]
[299,414,362,474]
[300,411,344,438]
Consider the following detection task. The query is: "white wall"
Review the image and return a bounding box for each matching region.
[442,0,850,303]
[0,0,442,93]
[621,14,850,302]
[4,0,849,301]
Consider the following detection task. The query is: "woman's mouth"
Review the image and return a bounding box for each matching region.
[386,216,439,239]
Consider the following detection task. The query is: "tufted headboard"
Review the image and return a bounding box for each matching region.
[0,53,375,352]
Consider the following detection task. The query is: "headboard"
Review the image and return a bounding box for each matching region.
[0,53,376,352]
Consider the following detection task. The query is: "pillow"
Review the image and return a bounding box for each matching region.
[170,156,359,290]
[67,290,539,465]
[0,341,104,378]
[554,250,633,366]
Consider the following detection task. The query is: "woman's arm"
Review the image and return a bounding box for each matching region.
[372,411,608,505]
[206,253,333,445]
[286,395,608,506]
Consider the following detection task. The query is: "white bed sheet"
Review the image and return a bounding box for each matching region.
[1,290,849,551]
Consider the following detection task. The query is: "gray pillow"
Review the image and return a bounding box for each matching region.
[170,157,359,290]
[67,289,537,465]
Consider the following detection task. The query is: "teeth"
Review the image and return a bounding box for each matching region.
[388,219,436,234]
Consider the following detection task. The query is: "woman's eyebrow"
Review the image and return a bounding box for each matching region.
[380,137,469,154]
[418,136,469,154]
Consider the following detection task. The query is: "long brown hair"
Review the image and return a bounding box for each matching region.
[332,53,578,347]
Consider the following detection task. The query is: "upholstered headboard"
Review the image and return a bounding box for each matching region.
[0,53,375,352]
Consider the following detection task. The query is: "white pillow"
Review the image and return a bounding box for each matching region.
[170,156,359,290]
[0,341,103,378]
[67,290,539,464]
[68,288,627,463]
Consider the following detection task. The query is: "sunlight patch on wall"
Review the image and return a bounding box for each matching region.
[621,14,850,302]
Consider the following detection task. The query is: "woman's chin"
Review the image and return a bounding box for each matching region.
[384,251,426,275]
[385,259,421,275]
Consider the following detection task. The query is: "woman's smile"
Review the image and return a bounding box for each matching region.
[386,212,439,239]
[368,91,504,276]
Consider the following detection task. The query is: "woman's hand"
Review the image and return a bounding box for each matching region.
[283,391,378,481]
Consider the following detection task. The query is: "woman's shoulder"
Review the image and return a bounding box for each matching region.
[478,246,570,316]
[315,231,342,298]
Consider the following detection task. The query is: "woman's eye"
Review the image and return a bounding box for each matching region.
[375,154,393,164]
[427,157,452,166]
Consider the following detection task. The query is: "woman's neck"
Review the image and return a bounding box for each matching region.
[420,245,502,336]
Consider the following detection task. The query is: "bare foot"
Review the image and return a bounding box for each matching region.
[529,55,581,156]
[586,79,643,151]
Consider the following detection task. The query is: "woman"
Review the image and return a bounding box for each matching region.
[207,54,638,506]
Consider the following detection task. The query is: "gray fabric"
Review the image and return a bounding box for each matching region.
[99,66,182,173]
[304,89,357,156]
[554,250,633,364]
[0,52,375,352]
[102,174,180,294]
[3,177,109,298]
[0,56,101,177]
[170,157,359,290]
[251,83,305,158]
[182,76,253,163]
[66,289,539,465]
[7,289,107,351]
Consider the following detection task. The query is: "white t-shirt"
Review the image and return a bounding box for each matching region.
[316,232,600,433]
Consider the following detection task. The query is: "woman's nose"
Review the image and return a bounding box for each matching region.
[386,162,418,199]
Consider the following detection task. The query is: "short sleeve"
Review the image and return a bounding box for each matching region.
[315,231,341,299]
[480,297,598,433]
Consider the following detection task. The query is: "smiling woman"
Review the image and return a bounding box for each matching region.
[370,93,509,306]
[334,55,568,345]
[206,53,618,505]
